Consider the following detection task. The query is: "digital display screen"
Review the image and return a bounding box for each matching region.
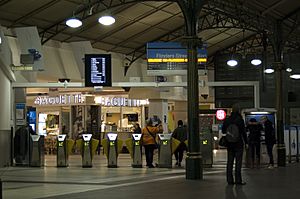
[85,54,112,87]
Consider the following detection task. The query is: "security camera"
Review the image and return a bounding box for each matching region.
[201,94,208,99]
[58,78,70,83]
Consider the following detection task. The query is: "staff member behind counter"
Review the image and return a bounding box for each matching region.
[141,118,163,168]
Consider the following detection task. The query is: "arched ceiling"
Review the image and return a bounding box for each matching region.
[0,0,299,65]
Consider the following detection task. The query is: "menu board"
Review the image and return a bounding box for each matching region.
[85,54,112,87]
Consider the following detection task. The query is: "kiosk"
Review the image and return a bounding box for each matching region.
[157,133,172,168]
[242,108,277,167]
[29,135,44,167]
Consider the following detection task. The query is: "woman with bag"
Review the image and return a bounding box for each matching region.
[141,118,163,168]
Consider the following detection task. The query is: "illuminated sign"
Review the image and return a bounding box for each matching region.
[94,97,148,107]
[147,42,207,76]
[216,109,226,120]
[85,54,112,87]
[34,94,83,106]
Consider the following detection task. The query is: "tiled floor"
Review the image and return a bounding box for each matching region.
[1,149,299,199]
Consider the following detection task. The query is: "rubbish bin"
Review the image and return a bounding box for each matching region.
[29,135,44,167]
[157,133,172,168]
[125,134,142,168]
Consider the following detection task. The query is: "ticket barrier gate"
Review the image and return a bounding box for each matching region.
[82,134,93,167]
[29,135,44,167]
[200,130,213,167]
[102,133,123,168]
[57,135,74,167]
[125,134,143,168]
[158,134,172,168]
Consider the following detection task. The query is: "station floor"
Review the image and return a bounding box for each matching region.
[1,149,299,199]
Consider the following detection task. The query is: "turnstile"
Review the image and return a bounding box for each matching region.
[200,130,213,167]
[158,133,172,168]
[57,135,68,167]
[131,134,142,168]
[107,133,118,168]
[82,134,93,168]
[29,135,44,167]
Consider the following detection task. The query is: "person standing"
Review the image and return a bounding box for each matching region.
[222,104,248,185]
[133,123,141,134]
[141,119,163,168]
[260,116,276,168]
[172,120,187,167]
[246,118,263,168]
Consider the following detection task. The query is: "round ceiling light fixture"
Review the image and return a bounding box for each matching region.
[98,15,115,26]
[286,67,292,73]
[264,68,274,74]
[251,58,262,66]
[227,59,238,67]
[290,74,300,80]
[66,17,82,28]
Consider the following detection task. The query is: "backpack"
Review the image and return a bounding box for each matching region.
[226,123,240,143]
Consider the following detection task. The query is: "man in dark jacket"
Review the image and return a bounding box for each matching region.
[246,118,263,168]
[172,120,187,167]
[222,104,248,185]
[261,116,276,168]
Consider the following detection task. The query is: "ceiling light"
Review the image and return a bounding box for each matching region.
[66,17,82,28]
[227,59,238,67]
[286,68,292,73]
[290,74,300,79]
[98,15,115,26]
[264,68,274,74]
[251,59,262,66]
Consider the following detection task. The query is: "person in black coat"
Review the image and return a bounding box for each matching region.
[172,120,187,167]
[246,118,263,168]
[222,104,248,185]
[260,116,276,168]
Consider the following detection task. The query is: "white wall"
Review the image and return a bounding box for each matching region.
[0,67,11,130]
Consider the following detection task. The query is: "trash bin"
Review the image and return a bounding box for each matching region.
[29,135,44,167]
[125,134,142,168]
[157,133,172,168]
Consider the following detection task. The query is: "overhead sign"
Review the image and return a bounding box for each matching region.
[34,94,84,106]
[147,42,207,76]
[85,54,112,87]
[94,96,148,107]
[216,109,226,121]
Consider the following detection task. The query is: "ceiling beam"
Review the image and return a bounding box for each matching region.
[9,0,61,28]
[90,1,174,44]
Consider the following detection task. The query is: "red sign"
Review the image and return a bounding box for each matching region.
[216,109,226,120]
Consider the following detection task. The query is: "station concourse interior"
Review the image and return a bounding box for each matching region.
[0,0,300,199]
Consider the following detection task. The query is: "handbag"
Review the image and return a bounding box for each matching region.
[219,136,228,147]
